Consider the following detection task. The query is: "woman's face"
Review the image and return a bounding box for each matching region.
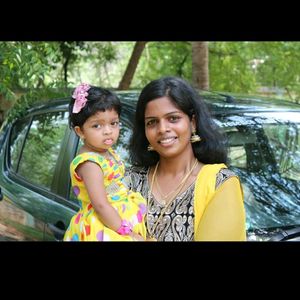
[144,96,195,159]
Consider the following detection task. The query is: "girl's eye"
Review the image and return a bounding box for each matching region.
[93,124,102,128]
[111,121,120,127]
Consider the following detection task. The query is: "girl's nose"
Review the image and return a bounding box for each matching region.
[103,124,112,134]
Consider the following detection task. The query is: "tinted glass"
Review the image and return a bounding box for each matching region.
[9,118,31,172]
[226,127,257,169]
[0,123,9,152]
[219,112,300,231]
[17,111,68,190]
[264,124,300,181]
[115,121,132,167]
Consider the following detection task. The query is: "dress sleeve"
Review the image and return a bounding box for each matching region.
[196,176,246,241]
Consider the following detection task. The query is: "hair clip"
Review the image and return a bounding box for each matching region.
[72,83,91,113]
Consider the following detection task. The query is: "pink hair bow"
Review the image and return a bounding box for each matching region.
[72,83,91,113]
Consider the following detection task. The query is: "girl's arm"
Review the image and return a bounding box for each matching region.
[77,161,123,232]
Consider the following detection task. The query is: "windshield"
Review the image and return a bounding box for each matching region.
[217,112,300,231]
[264,123,300,181]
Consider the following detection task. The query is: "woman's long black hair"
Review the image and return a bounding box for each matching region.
[129,76,227,167]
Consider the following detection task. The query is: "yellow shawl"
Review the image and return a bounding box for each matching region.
[194,164,246,241]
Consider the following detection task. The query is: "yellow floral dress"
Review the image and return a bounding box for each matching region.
[64,149,147,241]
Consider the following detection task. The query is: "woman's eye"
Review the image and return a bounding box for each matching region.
[146,120,156,126]
[169,116,180,122]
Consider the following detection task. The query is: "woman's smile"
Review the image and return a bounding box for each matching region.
[158,136,178,146]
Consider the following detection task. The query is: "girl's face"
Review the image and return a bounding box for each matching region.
[144,96,195,159]
[75,109,120,152]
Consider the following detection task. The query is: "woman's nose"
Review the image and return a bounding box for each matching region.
[158,120,170,133]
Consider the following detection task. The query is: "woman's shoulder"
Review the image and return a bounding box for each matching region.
[215,167,238,189]
[199,163,238,189]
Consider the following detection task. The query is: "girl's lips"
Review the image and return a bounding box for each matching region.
[103,139,113,145]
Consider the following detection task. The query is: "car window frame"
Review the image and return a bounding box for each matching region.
[4,108,79,211]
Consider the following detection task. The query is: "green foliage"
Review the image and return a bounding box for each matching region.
[0,42,68,122]
[131,42,191,87]
[253,42,300,101]
[207,42,300,101]
[209,42,258,93]
[6,85,70,123]
[129,41,300,102]
[2,41,300,127]
[68,42,120,87]
[59,42,87,83]
[0,42,61,94]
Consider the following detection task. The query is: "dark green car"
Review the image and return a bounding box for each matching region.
[0,91,300,241]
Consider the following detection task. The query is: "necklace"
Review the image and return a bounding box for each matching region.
[146,158,199,240]
[154,162,197,204]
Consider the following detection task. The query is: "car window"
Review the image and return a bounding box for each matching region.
[15,111,68,190]
[68,137,82,203]
[115,121,132,167]
[264,123,300,181]
[0,122,9,152]
[226,127,257,169]
[220,113,300,231]
[9,117,31,172]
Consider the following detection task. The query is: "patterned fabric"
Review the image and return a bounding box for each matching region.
[125,165,236,241]
[64,149,147,241]
[215,168,236,189]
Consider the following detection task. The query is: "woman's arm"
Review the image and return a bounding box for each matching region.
[196,177,246,241]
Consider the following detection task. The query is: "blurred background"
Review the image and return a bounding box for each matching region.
[1,41,300,125]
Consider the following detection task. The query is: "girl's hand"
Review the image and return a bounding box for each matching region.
[130,232,145,241]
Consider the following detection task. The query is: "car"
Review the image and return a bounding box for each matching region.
[0,90,300,241]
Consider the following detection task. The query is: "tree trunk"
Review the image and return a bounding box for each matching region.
[192,42,209,90]
[118,42,147,90]
[63,55,70,84]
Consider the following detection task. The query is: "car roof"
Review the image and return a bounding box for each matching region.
[25,90,300,116]
[198,90,300,115]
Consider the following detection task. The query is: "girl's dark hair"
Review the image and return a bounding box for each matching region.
[69,86,121,128]
[129,76,227,166]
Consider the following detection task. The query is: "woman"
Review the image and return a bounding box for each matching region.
[127,76,246,241]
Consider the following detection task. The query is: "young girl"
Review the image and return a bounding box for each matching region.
[64,83,147,241]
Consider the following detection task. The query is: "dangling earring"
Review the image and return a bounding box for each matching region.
[190,130,201,143]
[147,145,154,151]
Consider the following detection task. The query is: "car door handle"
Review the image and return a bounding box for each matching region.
[47,223,66,241]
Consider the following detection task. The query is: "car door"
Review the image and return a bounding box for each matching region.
[0,116,45,240]
[0,109,77,240]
